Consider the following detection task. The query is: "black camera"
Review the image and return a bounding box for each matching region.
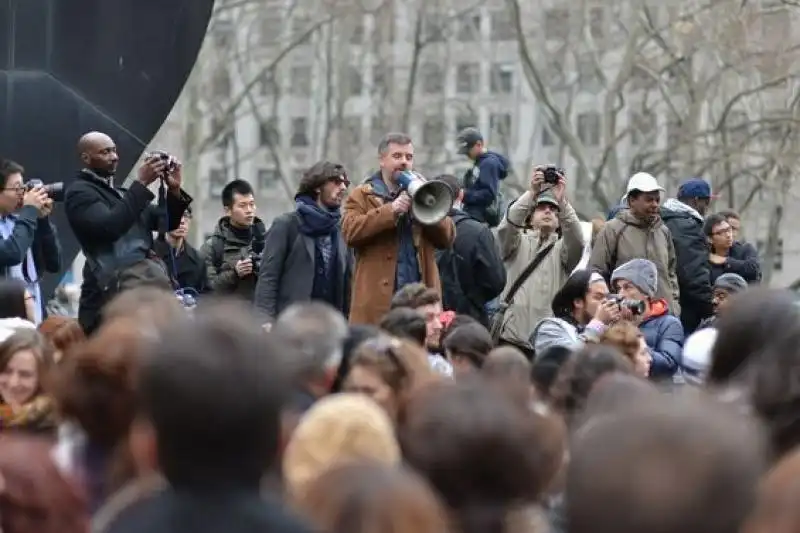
[144,150,178,179]
[606,295,647,315]
[543,165,564,185]
[248,237,265,276]
[25,179,65,202]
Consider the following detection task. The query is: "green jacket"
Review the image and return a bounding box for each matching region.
[199,216,266,300]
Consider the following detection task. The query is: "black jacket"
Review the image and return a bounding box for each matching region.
[65,171,191,333]
[438,209,506,325]
[253,211,351,321]
[709,241,761,284]
[153,239,208,294]
[661,201,713,334]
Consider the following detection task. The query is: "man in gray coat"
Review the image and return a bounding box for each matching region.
[254,161,352,325]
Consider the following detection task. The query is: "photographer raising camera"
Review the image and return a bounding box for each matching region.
[65,131,192,335]
[0,159,63,324]
[492,165,584,359]
[609,258,683,381]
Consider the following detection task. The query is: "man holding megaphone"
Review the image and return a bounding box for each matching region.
[342,133,456,326]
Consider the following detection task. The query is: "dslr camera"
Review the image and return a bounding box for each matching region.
[542,165,565,185]
[25,179,65,202]
[606,295,647,315]
[144,150,178,180]
[248,237,266,276]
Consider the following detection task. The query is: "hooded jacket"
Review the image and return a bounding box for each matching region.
[199,216,266,300]
[462,150,510,221]
[589,208,681,315]
[660,198,713,333]
[639,299,684,379]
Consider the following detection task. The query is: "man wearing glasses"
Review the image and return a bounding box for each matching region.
[254,161,352,325]
[0,159,62,324]
[154,207,207,295]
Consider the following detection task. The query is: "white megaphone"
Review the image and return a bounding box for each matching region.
[395,171,454,225]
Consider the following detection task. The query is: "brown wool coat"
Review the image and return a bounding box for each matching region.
[342,182,455,325]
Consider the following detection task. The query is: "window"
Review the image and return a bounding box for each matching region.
[542,125,555,146]
[420,63,444,94]
[211,69,231,99]
[544,55,568,90]
[760,8,791,47]
[260,70,278,95]
[489,9,515,41]
[290,66,312,96]
[490,113,513,140]
[212,19,234,48]
[629,110,656,146]
[630,65,656,91]
[667,119,683,149]
[577,56,601,93]
[343,66,363,97]
[457,13,481,42]
[544,9,570,42]
[423,116,446,146]
[422,13,448,42]
[588,6,605,40]
[490,63,514,94]
[259,118,280,147]
[577,112,601,146]
[370,113,390,144]
[342,117,362,146]
[756,238,784,271]
[373,64,392,94]
[208,169,228,197]
[726,110,749,145]
[291,14,314,44]
[291,117,309,147]
[456,63,480,94]
[455,114,477,134]
[373,6,396,43]
[259,13,283,46]
[349,16,366,44]
[258,168,280,190]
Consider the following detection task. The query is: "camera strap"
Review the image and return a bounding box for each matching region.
[501,242,556,308]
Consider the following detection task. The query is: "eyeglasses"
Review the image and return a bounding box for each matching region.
[329,176,350,187]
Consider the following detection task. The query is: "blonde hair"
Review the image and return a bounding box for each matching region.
[600,321,642,365]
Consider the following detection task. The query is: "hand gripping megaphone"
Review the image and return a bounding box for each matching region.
[395,171,454,225]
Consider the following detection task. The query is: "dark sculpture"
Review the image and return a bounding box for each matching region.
[0,0,214,298]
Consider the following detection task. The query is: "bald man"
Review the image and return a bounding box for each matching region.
[64,132,192,334]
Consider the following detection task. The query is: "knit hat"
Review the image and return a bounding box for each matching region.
[610,259,658,298]
[714,273,747,294]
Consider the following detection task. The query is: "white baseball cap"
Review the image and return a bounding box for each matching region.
[622,172,665,201]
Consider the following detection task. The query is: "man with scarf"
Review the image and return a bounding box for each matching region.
[254,161,351,325]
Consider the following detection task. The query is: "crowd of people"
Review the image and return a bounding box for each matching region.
[0,124,786,533]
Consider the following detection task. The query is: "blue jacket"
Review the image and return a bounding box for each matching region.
[639,299,684,379]
[463,151,509,213]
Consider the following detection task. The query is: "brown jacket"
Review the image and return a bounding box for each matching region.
[342,177,455,325]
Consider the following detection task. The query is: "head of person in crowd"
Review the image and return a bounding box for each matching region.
[38,316,85,364]
[298,463,450,533]
[456,126,487,161]
[0,328,56,433]
[379,307,427,347]
[0,435,89,533]
[528,189,561,235]
[101,286,186,338]
[272,302,349,412]
[78,131,119,178]
[600,321,652,377]
[712,273,747,315]
[443,322,493,378]
[623,172,664,222]
[482,345,532,409]
[552,270,610,326]
[708,288,798,385]
[567,394,766,533]
[129,302,290,492]
[390,283,444,353]
[549,344,634,426]
[436,173,464,210]
[0,279,36,323]
[610,258,660,324]
[221,179,256,229]
[704,212,734,255]
[50,318,150,510]
[342,334,435,424]
[0,159,26,215]
[682,327,718,386]
[401,379,566,533]
[295,160,350,210]
[439,313,479,346]
[718,209,743,241]
[676,178,714,216]
[378,132,414,182]
[330,325,381,394]
[166,207,192,247]
[576,373,659,429]
[283,394,400,501]
[531,345,573,402]
[745,447,800,533]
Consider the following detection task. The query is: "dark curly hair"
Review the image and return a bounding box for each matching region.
[296,161,348,200]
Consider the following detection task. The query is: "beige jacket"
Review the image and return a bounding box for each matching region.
[496,192,584,347]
